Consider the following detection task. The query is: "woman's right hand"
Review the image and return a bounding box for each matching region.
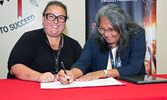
[57,70,74,85]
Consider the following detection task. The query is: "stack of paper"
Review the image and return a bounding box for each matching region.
[41,77,125,89]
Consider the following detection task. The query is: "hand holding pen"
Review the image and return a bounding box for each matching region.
[61,62,70,84]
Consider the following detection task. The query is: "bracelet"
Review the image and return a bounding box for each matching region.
[104,70,108,77]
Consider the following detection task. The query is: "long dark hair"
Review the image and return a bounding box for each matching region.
[91,4,140,58]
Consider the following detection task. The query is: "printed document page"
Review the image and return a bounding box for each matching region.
[41,77,125,89]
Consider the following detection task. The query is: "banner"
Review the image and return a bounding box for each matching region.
[86,0,156,74]
[0,0,41,79]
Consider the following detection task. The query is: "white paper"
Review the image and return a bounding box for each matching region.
[40,77,125,89]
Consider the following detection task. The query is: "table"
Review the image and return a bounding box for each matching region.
[0,74,167,100]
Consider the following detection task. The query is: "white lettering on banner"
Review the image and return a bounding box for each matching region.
[0,15,35,34]
[101,0,117,2]
[9,15,35,31]
[101,0,137,2]
[117,0,137,2]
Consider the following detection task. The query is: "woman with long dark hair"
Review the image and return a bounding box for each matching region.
[58,4,146,84]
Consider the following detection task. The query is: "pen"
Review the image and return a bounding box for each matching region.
[61,62,70,84]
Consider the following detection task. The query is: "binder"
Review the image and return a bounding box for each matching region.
[116,75,167,84]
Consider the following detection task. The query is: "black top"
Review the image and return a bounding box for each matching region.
[7,28,82,78]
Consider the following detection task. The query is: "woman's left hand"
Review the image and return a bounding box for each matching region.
[76,70,104,81]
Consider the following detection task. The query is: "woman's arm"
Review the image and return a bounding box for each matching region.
[76,69,120,81]
[11,64,56,82]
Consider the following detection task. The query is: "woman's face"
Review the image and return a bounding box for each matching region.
[99,16,120,48]
[42,5,66,37]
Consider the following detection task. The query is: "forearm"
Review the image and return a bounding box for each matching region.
[74,69,119,81]
[88,69,119,79]
[70,68,83,80]
[71,68,120,81]
[11,64,42,81]
[107,69,120,77]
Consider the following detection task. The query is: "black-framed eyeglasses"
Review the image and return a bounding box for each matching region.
[98,27,115,35]
[45,13,67,23]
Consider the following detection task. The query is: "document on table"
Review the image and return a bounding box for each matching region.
[41,77,125,89]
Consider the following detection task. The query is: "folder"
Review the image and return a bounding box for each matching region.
[116,75,167,84]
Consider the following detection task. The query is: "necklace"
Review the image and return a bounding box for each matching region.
[46,34,63,74]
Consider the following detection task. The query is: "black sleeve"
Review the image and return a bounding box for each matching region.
[7,32,35,71]
[73,40,82,61]
[60,35,82,70]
